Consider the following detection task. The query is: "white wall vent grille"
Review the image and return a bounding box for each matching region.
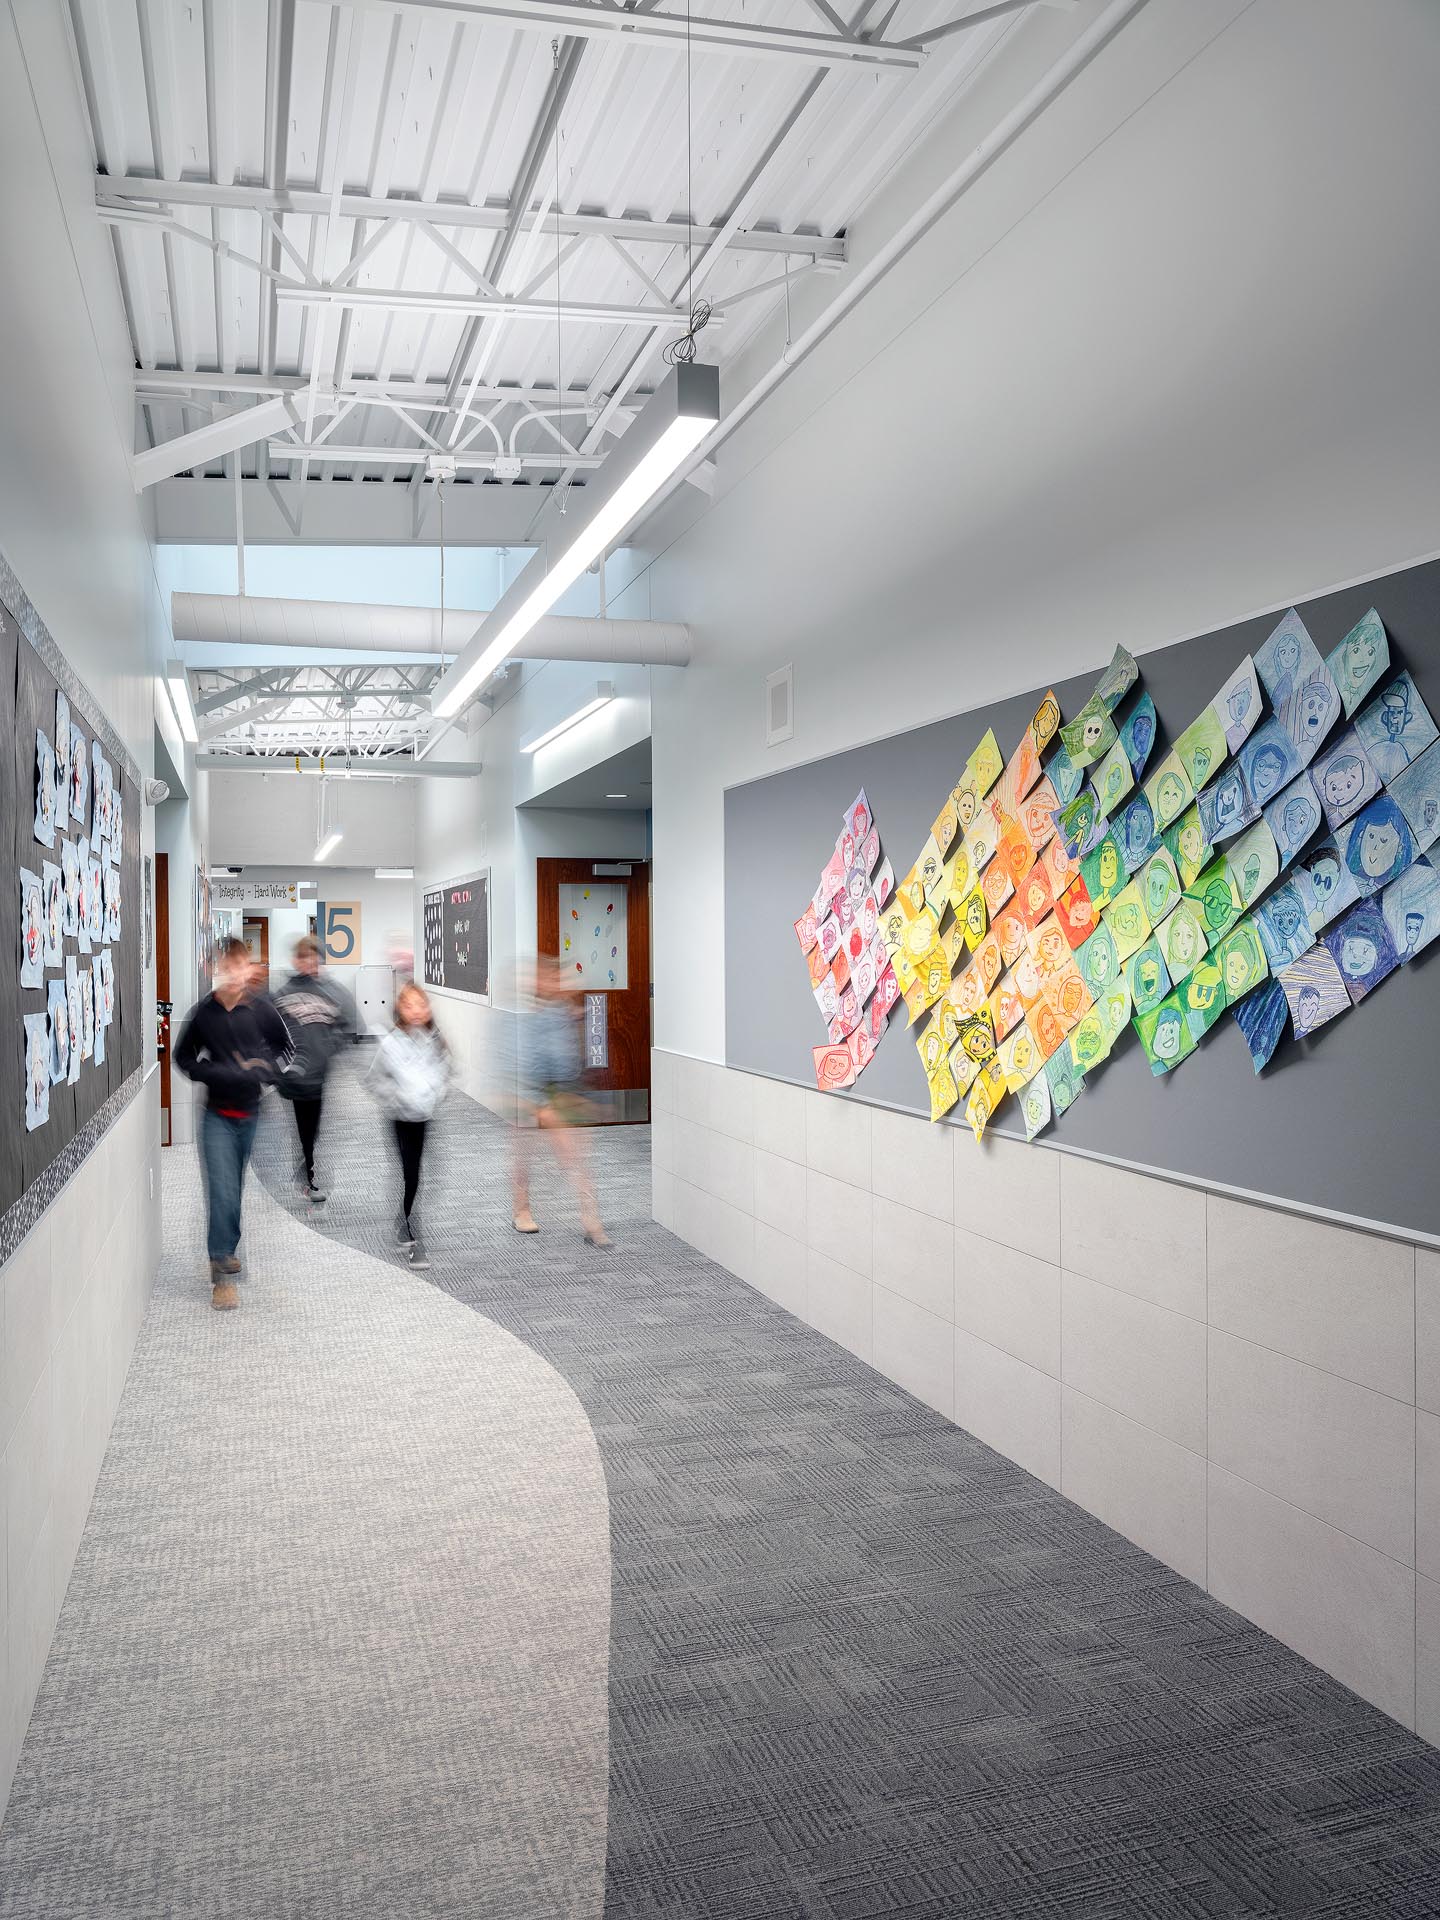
[765,665,794,747]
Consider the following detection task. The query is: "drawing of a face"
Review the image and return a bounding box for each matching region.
[1152,1008,1183,1060]
[1130,714,1154,762]
[1190,746,1213,786]
[1203,878,1233,930]
[1086,937,1114,986]
[965,898,986,942]
[1034,695,1060,747]
[1098,843,1119,893]
[1136,957,1161,1001]
[1223,948,1252,995]
[46,878,61,949]
[1073,1018,1104,1069]
[1309,854,1340,906]
[1322,755,1366,809]
[1242,854,1261,898]
[1296,984,1321,1032]
[1275,634,1300,678]
[1271,895,1302,942]
[1214,776,1241,827]
[1249,743,1288,803]
[1298,681,1335,743]
[1426,800,1440,837]
[1178,822,1203,869]
[30,1039,47,1112]
[1344,633,1377,687]
[1281,798,1313,848]
[1025,878,1049,920]
[1101,760,1125,807]
[1082,714,1105,750]
[957,789,977,827]
[1156,772,1186,821]
[1144,868,1171,918]
[1169,913,1199,967]
[1112,903,1143,944]
[1405,910,1424,954]
[1380,683,1412,742]
[1358,819,1403,880]
[23,890,41,966]
[1227,685,1252,728]
[1065,893,1094,938]
[1341,934,1377,978]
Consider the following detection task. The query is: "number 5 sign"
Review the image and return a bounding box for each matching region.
[317,899,362,965]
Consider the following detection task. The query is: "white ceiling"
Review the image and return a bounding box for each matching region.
[74,0,1026,511]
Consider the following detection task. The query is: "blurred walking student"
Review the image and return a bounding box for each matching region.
[512,953,609,1248]
[273,933,355,1202]
[174,936,290,1311]
[368,982,450,1269]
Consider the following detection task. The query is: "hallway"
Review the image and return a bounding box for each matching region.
[4,1075,1440,1916]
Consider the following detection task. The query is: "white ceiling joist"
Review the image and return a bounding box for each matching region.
[93,177,847,261]
[132,393,338,491]
[273,284,713,328]
[337,0,925,68]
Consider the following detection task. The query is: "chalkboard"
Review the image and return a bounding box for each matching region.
[1,551,142,1253]
[422,868,490,998]
[725,556,1440,1242]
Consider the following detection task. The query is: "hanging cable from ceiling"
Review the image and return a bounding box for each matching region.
[552,38,569,516]
[665,0,710,368]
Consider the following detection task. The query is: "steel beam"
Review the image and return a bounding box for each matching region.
[273,284,705,326]
[265,440,605,469]
[95,176,847,260]
[335,0,923,68]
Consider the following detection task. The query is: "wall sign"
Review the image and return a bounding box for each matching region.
[316,899,362,965]
[584,991,608,1069]
[211,877,298,908]
[421,868,490,998]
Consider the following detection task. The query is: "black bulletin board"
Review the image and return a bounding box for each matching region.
[1,566,142,1242]
[725,556,1440,1241]
[421,869,490,998]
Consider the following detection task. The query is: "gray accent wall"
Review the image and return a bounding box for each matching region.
[653,1047,1440,1742]
[724,558,1440,1242]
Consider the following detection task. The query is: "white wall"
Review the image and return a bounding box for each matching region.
[620,0,1440,1060]
[414,659,651,1110]
[214,865,415,1000]
[0,1,195,1816]
[208,768,417,869]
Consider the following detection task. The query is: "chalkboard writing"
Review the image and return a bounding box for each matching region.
[421,867,490,998]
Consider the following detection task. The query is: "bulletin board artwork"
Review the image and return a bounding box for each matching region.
[1,557,142,1245]
[728,557,1440,1239]
[421,869,491,998]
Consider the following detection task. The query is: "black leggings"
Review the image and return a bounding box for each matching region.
[292,1096,323,1182]
[392,1119,427,1221]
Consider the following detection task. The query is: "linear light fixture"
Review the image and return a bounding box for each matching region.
[314,830,343,862]
[165,659,198,744]
[375,867,414,879]
[432,363,719,722]
[521,683,614,755]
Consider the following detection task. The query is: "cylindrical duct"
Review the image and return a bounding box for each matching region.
[172,593,690,666]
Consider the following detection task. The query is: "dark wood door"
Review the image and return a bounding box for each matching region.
[537,857,650,1108]
[156,850,171,1141]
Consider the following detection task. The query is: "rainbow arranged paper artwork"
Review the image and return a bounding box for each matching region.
[798,789,899,1091]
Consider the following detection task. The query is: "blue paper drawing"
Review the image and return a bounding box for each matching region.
[1255,608,1322,712]
[1044,1044,1082,1115]
[1089,740,1134,819]
[1322,897,1399,1004]
[1279,661,1342,767]
[1094,645,1140,713]
[1119,693,1158,777]
[1278,944,1350,1039]
[1196,762,1259,845]
[1239,716,1301,809]
[1224,820,1279,909]
[1263,769,1323,868]
[1294,836,1360,932]
[1388,739,1440,853]
[1233,976,1289,1073]
[1382,855,1440,964]
[1355,671,1438,784]
[1116,791,1160,876]
[1254,879,1315,971]
[1337,793,1415,896]
[1214,656,1262,753]
[1046,747,1086,808]
[1326,607,1389,719]
[1309,726,1382,830]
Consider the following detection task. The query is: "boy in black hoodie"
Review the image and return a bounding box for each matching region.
[272,933,355,1203]
[174,937,290,1309]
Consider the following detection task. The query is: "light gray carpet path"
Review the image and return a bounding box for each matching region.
[0,1138,611,1919]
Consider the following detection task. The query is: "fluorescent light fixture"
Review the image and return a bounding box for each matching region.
[606,793,628,799]
[521,682,614,756]
[208,865,242,876]
[314,830,343,862]
[375,867,414,879]
[165,659,198,745]
[432,363,719,721]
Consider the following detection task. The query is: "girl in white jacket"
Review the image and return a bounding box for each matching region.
[368,983,451,1267]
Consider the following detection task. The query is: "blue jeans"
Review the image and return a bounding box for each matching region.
[201,1107,258,1262]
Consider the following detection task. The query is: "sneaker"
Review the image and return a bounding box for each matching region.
[211,1279,239,1311]
[407,1237,430,1271]
[395,1213,415,1248]
[305,1182,328,1204]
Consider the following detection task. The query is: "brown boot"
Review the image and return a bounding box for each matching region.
[210,1263,239,1310]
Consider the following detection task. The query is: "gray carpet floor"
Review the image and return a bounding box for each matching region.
[249,1068,1440,1918]
[0,1134,610,1919]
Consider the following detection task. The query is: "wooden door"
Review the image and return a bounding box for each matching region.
[156,851,171,1144]
[537,857,650,1119]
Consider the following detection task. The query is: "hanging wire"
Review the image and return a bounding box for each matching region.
[664,0,711,368]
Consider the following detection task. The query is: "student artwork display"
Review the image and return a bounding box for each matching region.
[17,674,126,1132]
[834,600,1440,1141]
[794,790,898,1090]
